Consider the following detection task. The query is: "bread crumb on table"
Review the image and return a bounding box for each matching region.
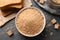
[39,0,44,4]
[7,29,14,37]
[50,32,53,36]
[51,18,56,24]
[46,23,52,28]
[54,23,60,30]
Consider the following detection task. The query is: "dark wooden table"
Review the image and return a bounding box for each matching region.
[0,0,60,40]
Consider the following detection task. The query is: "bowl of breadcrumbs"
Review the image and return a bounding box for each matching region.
[15,7,46,37]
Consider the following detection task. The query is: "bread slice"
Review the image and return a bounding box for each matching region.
[1,11,13,17]
[0,4,23,10]
[9,4,23,9]
[0,0,22,7]
[1,7,20,17]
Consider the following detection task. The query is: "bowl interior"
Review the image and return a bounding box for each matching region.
[15,7,46,37]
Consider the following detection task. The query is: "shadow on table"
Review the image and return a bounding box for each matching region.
[20,29,47,40]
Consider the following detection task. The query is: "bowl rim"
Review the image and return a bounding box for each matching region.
[15,6,46,37]
[51,0,60,5]
[48,0,60,6]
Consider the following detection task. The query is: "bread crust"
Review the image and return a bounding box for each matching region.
[0,0,22,7]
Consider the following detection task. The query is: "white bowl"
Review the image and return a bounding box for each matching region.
[15,7,46,37]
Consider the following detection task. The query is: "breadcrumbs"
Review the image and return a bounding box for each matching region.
[7,29,13,36]
[50,32,53,36]
[51,18,56,24]
[39,0,44,4]
[54,23,60,30]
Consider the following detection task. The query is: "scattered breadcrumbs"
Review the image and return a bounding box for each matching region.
[51,18,56,24]
[7,29,13,37]
[46,23,52,28]
[54,23,60,30]
[39,0,44,4]
[50,32,53,36]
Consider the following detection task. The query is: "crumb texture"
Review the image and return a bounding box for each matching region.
[16,8,44,35]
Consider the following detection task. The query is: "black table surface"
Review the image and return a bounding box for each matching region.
[0,0,60,40]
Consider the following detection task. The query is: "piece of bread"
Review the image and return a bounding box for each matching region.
[7,29,14,37]
[1,7,20,17]
[51,18,56,24]
[0,0,22,7]
[0,3,23,10]
[1,11,13,17]
[54,23,60,30]
[9,4,23,9]
[0,6,20,11]
[39,0,44,4]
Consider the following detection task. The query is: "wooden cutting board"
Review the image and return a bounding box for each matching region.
[0,0,32,27]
